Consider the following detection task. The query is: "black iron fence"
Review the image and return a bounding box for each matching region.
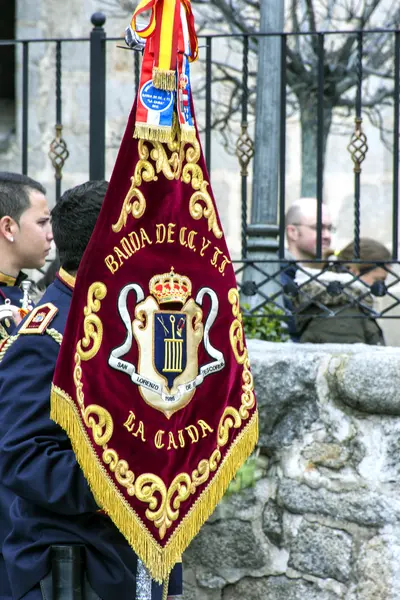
[1,13,400,331]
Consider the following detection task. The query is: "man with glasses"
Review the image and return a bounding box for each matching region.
[282,197,334,341]
[285,197,334,262]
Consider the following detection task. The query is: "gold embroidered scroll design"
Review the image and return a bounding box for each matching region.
[74,281,135,495]
[181,138,222,239]
[77,282,107,361]
[112,133,222,239]
[73,286,254,539]
[226,288,255,420]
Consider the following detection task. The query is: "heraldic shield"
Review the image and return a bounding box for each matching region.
[108,267,226,418]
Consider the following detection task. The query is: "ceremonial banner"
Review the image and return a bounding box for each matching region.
[51,0,257,585]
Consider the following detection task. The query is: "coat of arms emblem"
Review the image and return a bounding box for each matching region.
[108,267,225,417]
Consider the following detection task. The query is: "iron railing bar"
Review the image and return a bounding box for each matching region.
[2,27,400,46]
[0,38,91,45]
[316,33,325,259]
[278,34,287,259]
[240,34,249,259]
[89,17,106,180]
[205,37,212,175]
[392,30,400,259]
[55,41,62,201]
[353,31,363,259]
[21,42,29,175]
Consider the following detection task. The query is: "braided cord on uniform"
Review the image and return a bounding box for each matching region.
[0,335,19,363]
[46,328,63,346]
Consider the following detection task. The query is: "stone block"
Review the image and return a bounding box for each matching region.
[278,479,400,527]
[301,442,350,470]
[248,341,322,450]
[288,521,352,582]
[262,501,283,546]
[222,576,340,600]
[326,351,400,415]
[185,519,268,582]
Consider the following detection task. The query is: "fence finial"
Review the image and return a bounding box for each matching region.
[91,12,106,28]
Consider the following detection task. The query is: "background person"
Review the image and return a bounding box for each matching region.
[0,180,181,600]
[281,197,334,341]
[294,238,391,345]
[0,172,53,340]
[285,197,333,262]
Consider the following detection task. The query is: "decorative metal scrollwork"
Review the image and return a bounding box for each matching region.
[49,124,70,179]
[235,122,254,177]
[347,117,368,174]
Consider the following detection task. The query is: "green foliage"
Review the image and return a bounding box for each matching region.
[242,303,289,342]
[225,452,268,497]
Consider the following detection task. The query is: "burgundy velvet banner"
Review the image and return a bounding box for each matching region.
[51,99,258,582]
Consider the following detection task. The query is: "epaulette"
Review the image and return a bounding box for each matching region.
[19,302,59,335]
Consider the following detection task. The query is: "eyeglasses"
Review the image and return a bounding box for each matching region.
[292,223,337,234]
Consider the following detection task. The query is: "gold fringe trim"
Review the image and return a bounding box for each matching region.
[50,385,258,583]
[134,124,174,144]
[180,125,196,144]
[152,67,176,91]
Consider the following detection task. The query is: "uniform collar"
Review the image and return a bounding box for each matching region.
[56,267,76,291]
[0,270,27,287]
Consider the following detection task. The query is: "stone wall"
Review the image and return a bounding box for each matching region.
[183,340,400,600]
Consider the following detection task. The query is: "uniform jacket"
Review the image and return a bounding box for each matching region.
[0,271,25,341]
[0,271,182,600]
[294,267,385,345]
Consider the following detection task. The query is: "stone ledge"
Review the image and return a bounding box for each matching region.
[183,341,400,599]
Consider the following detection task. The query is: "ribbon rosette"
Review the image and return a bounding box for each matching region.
[132,0,199,143]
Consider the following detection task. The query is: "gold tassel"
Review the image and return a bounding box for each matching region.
[134,124,175,144]
[50,385,258,583]
[180,125,196,144]
[162,576,170,600]
[152,67,176,91]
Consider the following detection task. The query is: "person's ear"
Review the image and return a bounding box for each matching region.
[0,216,18,243]
[286,224,298,242]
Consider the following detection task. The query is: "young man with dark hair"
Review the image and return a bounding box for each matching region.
[0,180,182,600]
[0,172,53,339]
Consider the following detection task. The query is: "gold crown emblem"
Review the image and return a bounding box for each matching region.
[149,267,192,305]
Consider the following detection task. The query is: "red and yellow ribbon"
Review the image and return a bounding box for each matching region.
[132,0,198,91]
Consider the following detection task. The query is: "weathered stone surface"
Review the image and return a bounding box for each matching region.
[212,478,269,523]
[302,442,350,470]
[183,565,223,600]
[288,521,352,582]
[278,479,400,527]
[248,342,322,450]
[182,342,400,598]
[222,576,339,600]
[346,525,400,600]
[326,352,400,415]
[16,0,43,22]
[184,520,268,581]
[262,501,283,546]
[382,425,400,483]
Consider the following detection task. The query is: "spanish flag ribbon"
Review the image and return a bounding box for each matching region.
[131,0,198,142]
